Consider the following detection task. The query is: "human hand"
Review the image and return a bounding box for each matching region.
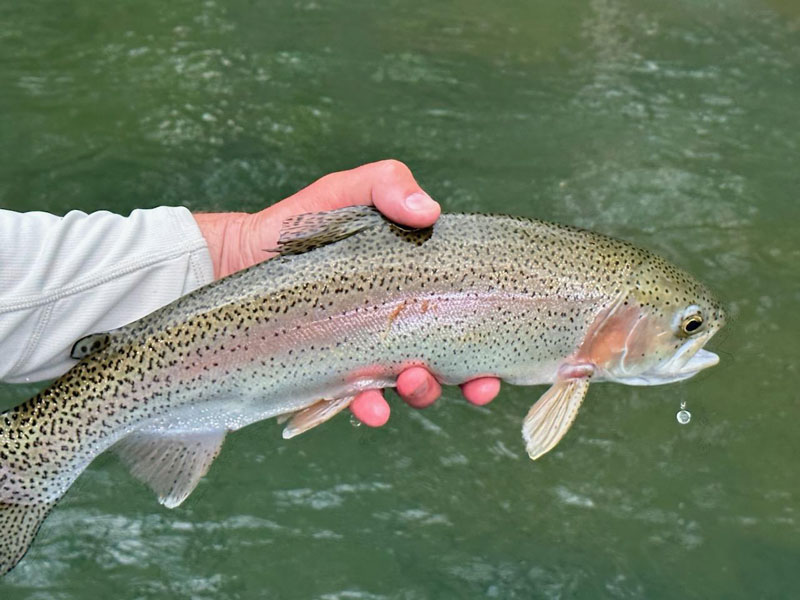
[194,159,501,426]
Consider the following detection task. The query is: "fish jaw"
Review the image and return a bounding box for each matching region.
[679,347,720,373]
[608,344,719,386]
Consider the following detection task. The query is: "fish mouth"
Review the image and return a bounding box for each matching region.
[615,335,720,386]
[660,347,719,379]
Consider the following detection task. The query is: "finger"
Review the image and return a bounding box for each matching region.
[308,160,440,228]
[365,161,441,229]
[397,367,442,408]
[255,160,440,246]
[350,389,391,427]
[460,377,501,406]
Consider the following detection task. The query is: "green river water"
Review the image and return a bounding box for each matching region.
[1,1,798,598]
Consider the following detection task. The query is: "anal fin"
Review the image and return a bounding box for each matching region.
[114,430,226,509]
[282,396,354,439]
[522,378,590,460]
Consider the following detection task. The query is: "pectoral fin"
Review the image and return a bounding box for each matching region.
[282,396,355,439]
[522,378,590,460]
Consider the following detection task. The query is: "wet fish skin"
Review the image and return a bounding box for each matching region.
[0,207,725,574]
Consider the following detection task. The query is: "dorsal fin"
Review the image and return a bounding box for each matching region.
[70,332,113,359]
[114,430,226,508]
[270,206,387,256]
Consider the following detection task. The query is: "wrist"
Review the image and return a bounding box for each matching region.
[193,212,249,279]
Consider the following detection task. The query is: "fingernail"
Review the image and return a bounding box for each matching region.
[404,191,438,212]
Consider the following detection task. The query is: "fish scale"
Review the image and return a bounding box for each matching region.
[0,206,724,575]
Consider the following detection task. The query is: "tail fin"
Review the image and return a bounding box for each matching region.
[0,500,56,575]
[1,399,65,576]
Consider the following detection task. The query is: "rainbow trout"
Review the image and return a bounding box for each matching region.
[0,207,725,574]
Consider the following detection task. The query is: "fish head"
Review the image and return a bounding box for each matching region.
[579,254,726,386]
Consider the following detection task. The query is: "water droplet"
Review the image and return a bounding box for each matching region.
[676,403,691,425]
[349,414,362,428]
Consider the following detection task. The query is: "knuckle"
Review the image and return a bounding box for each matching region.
[376,158,410,179]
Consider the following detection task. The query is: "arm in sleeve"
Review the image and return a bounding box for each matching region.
[0,206,214,383]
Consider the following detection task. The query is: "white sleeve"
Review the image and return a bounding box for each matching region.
[0,206,215,383]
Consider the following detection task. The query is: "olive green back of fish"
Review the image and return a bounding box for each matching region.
[121,207,654,361]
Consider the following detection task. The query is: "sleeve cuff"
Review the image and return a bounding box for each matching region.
[169,206,216,294]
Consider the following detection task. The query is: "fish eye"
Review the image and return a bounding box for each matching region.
[674,304,704,337]
[680,314,703,335]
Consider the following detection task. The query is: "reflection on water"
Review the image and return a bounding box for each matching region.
[1,0,799,598]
